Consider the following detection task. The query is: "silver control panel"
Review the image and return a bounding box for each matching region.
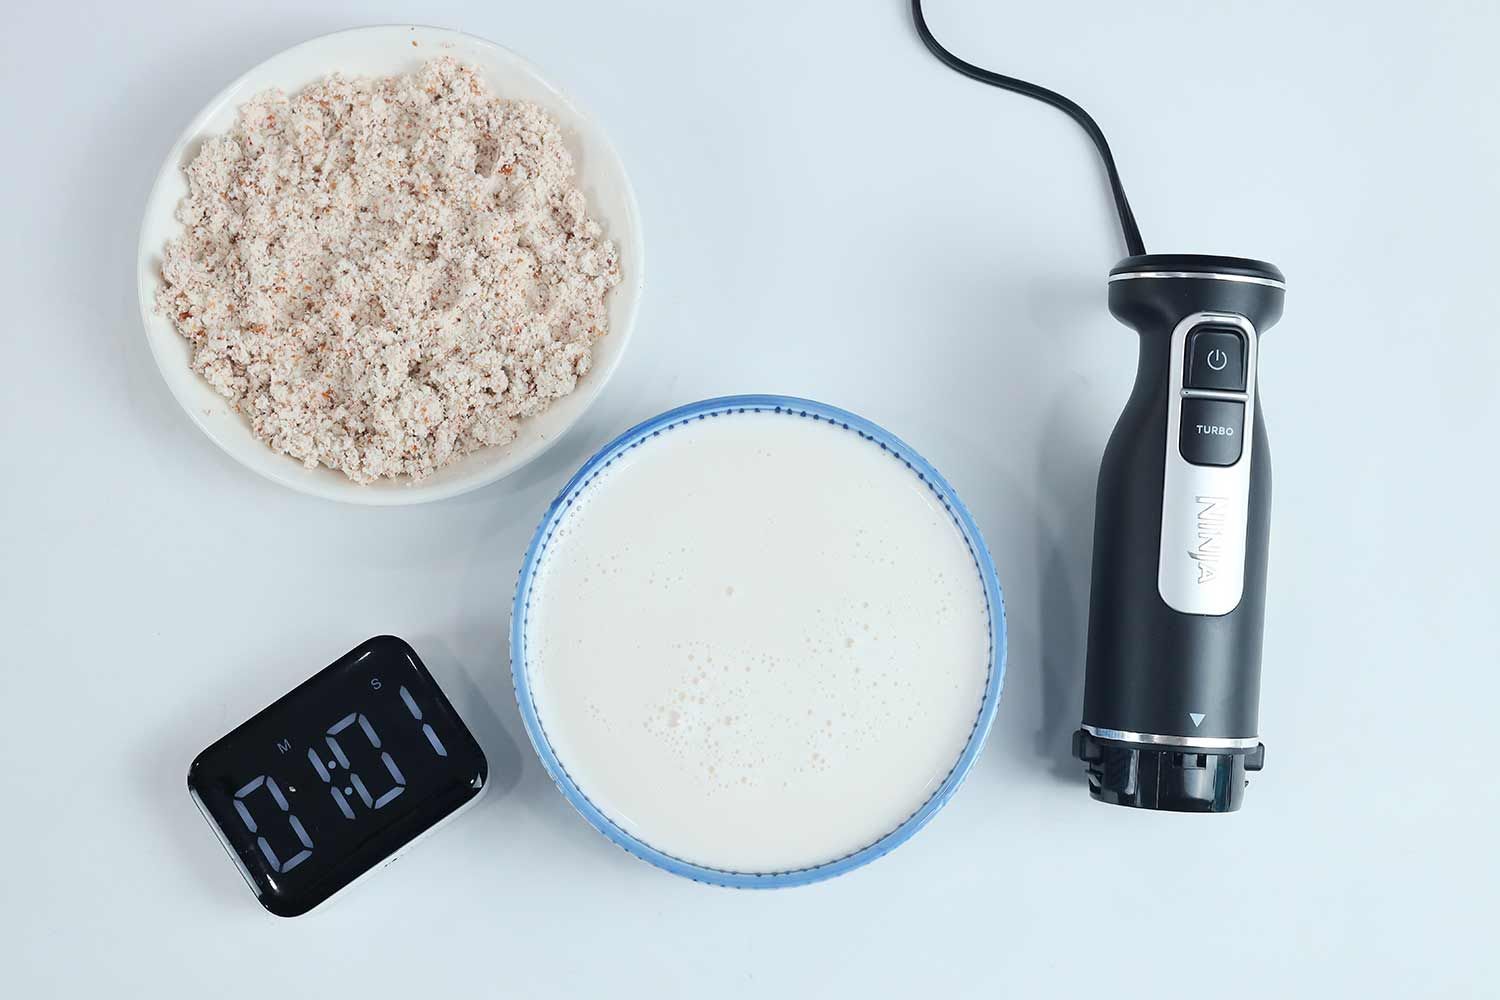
[1158,311,1258,615]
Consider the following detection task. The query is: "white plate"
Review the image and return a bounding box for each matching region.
[137,25,644,505]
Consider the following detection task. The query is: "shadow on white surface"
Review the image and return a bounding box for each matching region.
[413,633,525,801]
[1032,388,1100,780]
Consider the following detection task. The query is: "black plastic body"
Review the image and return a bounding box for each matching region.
[1076,254,1284,812]
[188,636,488,916]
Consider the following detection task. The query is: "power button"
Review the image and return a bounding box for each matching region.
[1185,328,1246,391]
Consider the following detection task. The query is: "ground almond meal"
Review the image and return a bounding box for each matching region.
[159,58,622,483]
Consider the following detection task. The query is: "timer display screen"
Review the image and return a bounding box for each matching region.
[188,636,487,916]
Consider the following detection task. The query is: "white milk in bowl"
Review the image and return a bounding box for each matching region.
[514,398,1003,883]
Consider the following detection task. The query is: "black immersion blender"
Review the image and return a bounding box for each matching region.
[912,1,1283,811]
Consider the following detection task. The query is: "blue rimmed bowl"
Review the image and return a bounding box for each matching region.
[510,395,1006,887]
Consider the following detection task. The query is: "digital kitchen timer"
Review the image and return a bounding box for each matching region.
[188,636,488,916]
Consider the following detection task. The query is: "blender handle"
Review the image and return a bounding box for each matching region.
[1074,257,1285,812]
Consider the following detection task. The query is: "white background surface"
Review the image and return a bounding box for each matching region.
[3,0,1496,996]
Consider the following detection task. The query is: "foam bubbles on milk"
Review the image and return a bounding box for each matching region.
[625,600,939,796]
[641,639,784,793]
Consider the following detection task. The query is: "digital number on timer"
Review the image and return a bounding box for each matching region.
[229,681,448,874]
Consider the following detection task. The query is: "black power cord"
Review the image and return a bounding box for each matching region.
[911,0,1146,257]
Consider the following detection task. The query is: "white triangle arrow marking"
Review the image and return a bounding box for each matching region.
[1189,712,1206,728]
